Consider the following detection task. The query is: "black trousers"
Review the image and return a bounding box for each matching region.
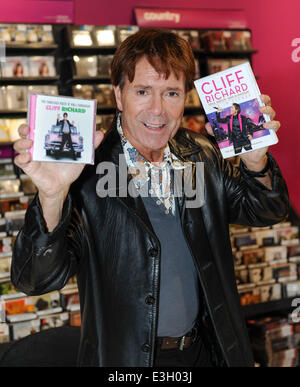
[233,138,252,154]
[154,333,213,367]
[60,133,76,156]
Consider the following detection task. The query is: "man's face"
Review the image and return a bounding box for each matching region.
[113,56,186,160]
[230,105,238,115]
[63,114,68,121]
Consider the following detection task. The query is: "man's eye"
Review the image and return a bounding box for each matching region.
[137,90,147,95]
[168,91,179,97]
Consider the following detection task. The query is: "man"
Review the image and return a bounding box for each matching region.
[12,28,289,367]
[216,103,258,154]
[56,112,77,160]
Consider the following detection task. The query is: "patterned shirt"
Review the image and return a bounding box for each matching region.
[116,114,186,215]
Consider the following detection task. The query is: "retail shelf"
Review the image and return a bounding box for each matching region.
[0,76,59,85]
[243,297,296,319]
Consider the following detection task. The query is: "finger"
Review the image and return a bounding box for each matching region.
[205,122,214,136]
[14,152,31,169]
[94,130,104,149]
[260,94,271,106]
[263,120,281,132]
[259,105,275,120]
[18,124,30,138]
[13,138,32,153]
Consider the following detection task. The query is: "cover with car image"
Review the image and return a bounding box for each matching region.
[27,93,97,164]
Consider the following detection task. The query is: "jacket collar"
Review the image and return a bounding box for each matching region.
[94,115,202,236]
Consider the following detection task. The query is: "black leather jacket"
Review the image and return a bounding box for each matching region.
[11,122,289,367]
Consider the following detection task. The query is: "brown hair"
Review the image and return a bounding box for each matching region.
[110,28,195,92]
[232,103,241,114]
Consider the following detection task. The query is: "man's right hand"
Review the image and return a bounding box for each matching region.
[14,124,104,231]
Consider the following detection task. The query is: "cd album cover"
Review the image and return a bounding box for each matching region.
[27,93,97,164]
[28,56,56,77]
[94,26,116,47]
[2,56,29,78]
[74,55,97,77]
[194,62,278,158]
[72,26,93,47]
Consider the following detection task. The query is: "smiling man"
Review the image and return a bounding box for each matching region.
[12,28,289,367]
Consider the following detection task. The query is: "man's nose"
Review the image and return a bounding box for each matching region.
[149,94,164,115]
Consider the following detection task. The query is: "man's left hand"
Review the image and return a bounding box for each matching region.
[205,94,280,172]
[239,94,280,171]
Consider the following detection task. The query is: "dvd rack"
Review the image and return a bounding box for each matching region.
[61,25,257,135]
[0,24,63,145]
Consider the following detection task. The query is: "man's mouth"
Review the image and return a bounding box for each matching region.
[143,122,166,130]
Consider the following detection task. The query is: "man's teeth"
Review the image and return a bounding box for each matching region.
[144,123,164,128]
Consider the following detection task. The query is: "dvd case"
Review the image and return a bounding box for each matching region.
[27,93,97,164]
[72,26,93,47]
[28,85,58,96]
[2,56,29,78]
[74,55,97,77]
[94,26,116,47]
[97,55,113,78]
[94,84,115,108]
[117,26,139,43]
[6,86,27,110]
[194,62,278,158]
[73,84,94,100]
[28,56,56,77]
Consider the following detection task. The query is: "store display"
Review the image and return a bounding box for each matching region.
[6,118,27,142]
[0,120,10,142]
[73,55,97,77]
[94,84,115,108]
[231,30,252,51]
[27,85,58,97]
[96,114,114,134]
[94,25,116,47]
[184,88,201,108]
[6,86,27,110]
[117,25,139,43]
[28,93,97,164]
[72,84,94,99]
[26,25,54,44]
[0,179,21,198]
[247,317,298,367]
[2,56,29,78]
[0,255,11,279]
[0,24,27,45]
[195,62,278,158]
[10,319,40,340]
[71,26,93,47]
[172,29,201,50]
[28,56,56,77]
[97,55,113,78]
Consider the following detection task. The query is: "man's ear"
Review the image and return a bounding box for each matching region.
[113,85,123,111]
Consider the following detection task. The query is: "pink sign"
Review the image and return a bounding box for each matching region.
[0,0,74,24]
[134,7,247,29]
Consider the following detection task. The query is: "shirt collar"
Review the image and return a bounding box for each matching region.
[116,113,186,171]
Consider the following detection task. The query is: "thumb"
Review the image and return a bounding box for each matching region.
[205,122,214,136]
[94,130,104,149]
